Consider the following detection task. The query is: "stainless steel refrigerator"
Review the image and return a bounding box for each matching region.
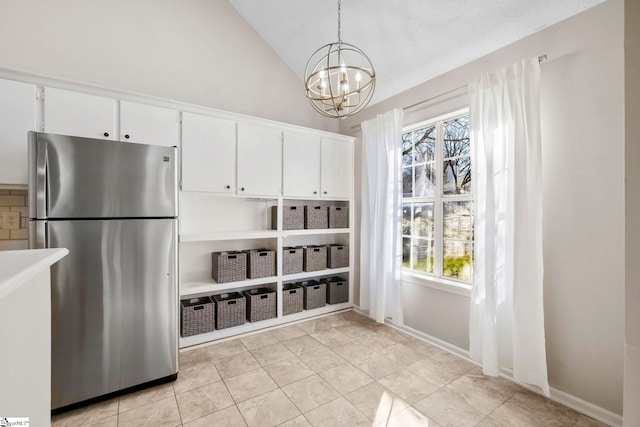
[28,131,178,411]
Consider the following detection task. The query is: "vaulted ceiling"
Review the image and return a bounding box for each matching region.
[229,0,604,106]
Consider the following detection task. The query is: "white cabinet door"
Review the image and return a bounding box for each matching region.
[0,79,35,185]
[237,123,282,197]
[120,101,178,147]
[181,112,236,193]
[321,137,353,199]
[282,131,321,198]
[44,88,115,140]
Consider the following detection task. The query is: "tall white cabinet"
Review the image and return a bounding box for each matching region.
[237,123,282,197]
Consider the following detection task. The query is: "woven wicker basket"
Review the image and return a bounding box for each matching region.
[271,205,305,230]
[326,244,349,268]
[299,280,326,310]
[321,277,349,304]
[304,246,327,272]
[181,297,215,337]
[282,246,304,275]
[211,251,247,283]
[305,205,328,229]
[243,287,277,322]
[329,206,349,228]
[283,283,304,315]
[213,292,246,329]
[245,249,276,279]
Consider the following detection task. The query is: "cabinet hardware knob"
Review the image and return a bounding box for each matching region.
[313,191,317,194]
[241,187,245,191]
[103,132,109,137]
[323,191,327,194]
[225,185,230,189]
[124,134,130,139]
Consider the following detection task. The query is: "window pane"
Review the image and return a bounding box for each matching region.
[443,157,471,195]
[443,240,473,281]
[402,135,413,167]
[413,203,434,238]
[443,115,470,159]
[414,126,436,163]
[402,237,411,268]
[402,203,412,235]
[443,201,474,240]
[412,238,434,273]
[403,167,413,197]
[415,163,436,197]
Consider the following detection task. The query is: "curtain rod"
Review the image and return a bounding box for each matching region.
[350,54,547,131]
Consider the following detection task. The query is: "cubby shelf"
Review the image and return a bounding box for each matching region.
[282,267,350,282]
[181,276,279,298]
[180,230,279,242]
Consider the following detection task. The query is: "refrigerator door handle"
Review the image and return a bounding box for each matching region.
[29,220,48,249]
[28,133,48,219]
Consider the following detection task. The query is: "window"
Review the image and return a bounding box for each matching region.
[402,111,474,284]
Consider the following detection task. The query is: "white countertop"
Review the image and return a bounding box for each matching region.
[0,248,68,299]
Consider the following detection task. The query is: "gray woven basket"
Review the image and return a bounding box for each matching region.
[329,206,349,228]
[283,283,304,315]
[282,246,304,275]
[299,280,326,310]
[304,245,327,272]
[245,249,276,279]
[305,205,328,229]
[212,251,247,283]
[213,292,246,329]
[321,277,349,304]
[243,287,277,322]
[181,297,215,337]
[327,244,349,268]
[271,205,305,230]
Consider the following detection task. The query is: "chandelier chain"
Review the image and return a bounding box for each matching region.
[337,0,341,41]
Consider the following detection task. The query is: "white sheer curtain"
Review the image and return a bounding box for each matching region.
[360,109,404,324]
[468,58,550,396]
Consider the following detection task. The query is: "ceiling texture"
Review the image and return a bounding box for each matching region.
[228,0,604,107]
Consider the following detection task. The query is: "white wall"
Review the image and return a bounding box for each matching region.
[0,0,336,132]
[343,0,624,416]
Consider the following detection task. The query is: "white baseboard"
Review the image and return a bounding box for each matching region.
[384,320,623,427]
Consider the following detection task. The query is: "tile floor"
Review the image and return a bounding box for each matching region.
[51,310,608,426]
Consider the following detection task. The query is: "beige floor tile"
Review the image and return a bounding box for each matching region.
[371,324,411,342]
[318,363,373,394]
[340,323,378,338]
[355,333,397,352]
[402,338,446,358]
[206,338,247,360]
[377,406,442,427]
[574,414,610,426]
[278,415,312,426]
[224,368,279,403]
[303,397,370,427]
[241,331,280,349]
[281,375,340,413]
[309,328,351,347]
[487,391,580,427]
[413,389,485,427]
[444,374,520,414]
[379,342,426,366]
[297,318,334,334]
[408,357,466,388]
[118,382,175,413]
[81,415,118,427]
[316,313,351,329]
[237,388,301,427]
[352,351,404,380]
[263,357,315,387]
[179,346,214,368]
[282,335,324,355]
[429,351,476,375]
[328,338,376,362]
[344,381,410,421]
[270,324,308,341]
[52,398,119,427]
[182,405,247,426]
[214,350,262,379]
[175,381,235,424]
[173,361,221,394]
[296,344,346,373]
[251,342,296,366]
[117,396,181,427]
[378,369,438,404]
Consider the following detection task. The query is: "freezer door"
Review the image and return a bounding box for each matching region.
[28,132,177,219]
[47,219,177,409]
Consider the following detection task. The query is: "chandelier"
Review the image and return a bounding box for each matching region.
[304,0,376,119]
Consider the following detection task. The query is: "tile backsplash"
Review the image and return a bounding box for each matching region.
[0,189,29,250]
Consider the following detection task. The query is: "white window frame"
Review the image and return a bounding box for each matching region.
[401,108,473,294]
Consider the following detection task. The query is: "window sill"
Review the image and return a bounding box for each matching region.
[401,270,472,298]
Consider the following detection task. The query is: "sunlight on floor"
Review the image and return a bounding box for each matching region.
[373,391,435,426]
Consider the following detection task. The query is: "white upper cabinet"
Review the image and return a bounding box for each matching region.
[120,101,178,147]
[44,88,116,140]
[0,79,36,185]
[282,131,321,198]
[237,123,282,197]
[321,137,353,199]
[181,112,236,193]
